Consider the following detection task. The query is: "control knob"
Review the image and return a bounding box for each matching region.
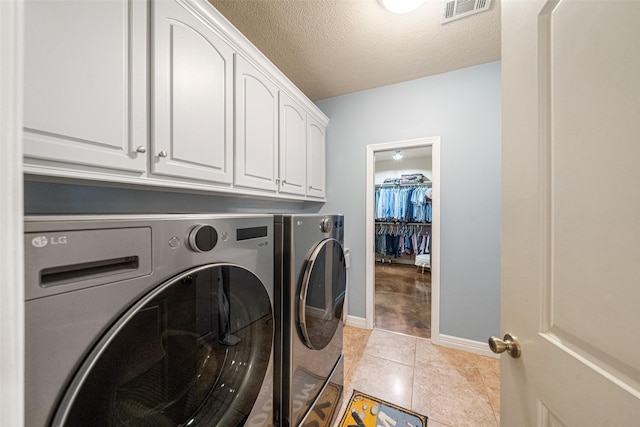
[320,217,333,233]
[188,224,218,252]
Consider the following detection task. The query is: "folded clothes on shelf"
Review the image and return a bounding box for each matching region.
[401,173,426,183]
[383,177,401,184]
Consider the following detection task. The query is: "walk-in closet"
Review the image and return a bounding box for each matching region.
[374,147,433,339]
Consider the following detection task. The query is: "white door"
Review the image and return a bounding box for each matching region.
[23,0,147,173]
[151,0,234,184]
[279,91,307,196]
[501,1,640,425]
[306,116,326,199]
[234,55,279,192]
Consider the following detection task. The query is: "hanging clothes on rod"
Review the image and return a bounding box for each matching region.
[410,186,432,223]
[375,183,432,222]
[374,222,431,258]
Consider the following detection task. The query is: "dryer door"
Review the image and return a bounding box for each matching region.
[299,238,347,350]
[54,263,273,427]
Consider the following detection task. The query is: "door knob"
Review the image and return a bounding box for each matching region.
[135,146,146,153]
[158,150,168,158]
[488,333,521,358]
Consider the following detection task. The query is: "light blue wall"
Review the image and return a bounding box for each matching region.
[24,181,319,214]
[316,61,501,342]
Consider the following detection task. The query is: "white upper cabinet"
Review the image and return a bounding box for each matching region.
[234,55,279,192]
[23,0,147,173]
[151,0,233,184]
[307,116,326,199]
[22,0,328,201]
[278,92,307,196]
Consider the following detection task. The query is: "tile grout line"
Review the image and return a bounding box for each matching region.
[475,362,500,427]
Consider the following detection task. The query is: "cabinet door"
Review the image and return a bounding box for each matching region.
[234,56,279,192]
[278,92,307,196]
[151,0,233,184]
[307,117,326,199]
[23,0,147,173]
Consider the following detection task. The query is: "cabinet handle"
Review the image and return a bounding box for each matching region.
[135,146,147,154]
[158,150,168,158]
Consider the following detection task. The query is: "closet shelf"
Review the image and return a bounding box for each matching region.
[375,182,432,188]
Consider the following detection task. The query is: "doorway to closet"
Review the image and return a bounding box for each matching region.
[375,146,432,338]
[365,137,440,341]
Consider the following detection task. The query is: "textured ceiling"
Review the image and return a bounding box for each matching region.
[209,0,501,101]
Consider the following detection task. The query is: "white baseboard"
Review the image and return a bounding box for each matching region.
[433,333,498,358]
[344,315,369,329]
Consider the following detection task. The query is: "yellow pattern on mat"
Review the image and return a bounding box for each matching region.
[337,390,427,427]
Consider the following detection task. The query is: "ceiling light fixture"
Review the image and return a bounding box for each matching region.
[379,0,426,14]
[392,150,403,160]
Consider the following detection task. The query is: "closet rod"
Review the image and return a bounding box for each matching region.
[375,182,432,188]
[375,221,431,226]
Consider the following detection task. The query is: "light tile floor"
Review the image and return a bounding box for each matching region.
[335,326,500,427]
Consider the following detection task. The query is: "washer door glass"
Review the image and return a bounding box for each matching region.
[55,264,273,427]
[299,238,346,350]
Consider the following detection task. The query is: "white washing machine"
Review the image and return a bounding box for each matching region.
[24,214,275,427]
[274,214,346,427]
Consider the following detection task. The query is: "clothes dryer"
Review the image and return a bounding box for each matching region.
[274,214,346,427]
[25,214,275,427]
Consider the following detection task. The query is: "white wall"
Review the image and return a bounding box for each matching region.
[317,61,501,343]
[375,156,432,185]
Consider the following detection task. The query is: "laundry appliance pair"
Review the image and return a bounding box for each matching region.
[24,213,346,427]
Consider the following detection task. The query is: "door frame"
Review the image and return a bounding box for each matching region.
[1,0,25,424]
[365,136,441,342]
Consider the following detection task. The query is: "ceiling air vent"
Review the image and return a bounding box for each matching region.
[441,0,492,24]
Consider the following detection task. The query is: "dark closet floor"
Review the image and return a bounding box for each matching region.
[374,263,431,339]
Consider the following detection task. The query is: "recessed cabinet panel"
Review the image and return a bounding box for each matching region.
[279,92,307,196]
[307,117,326,199]
[152,0,233,184]
[23,0,146,172]
[235,56,278,192]
[171,26,225,169]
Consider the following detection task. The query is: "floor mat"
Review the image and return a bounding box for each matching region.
[337,390,428,427]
